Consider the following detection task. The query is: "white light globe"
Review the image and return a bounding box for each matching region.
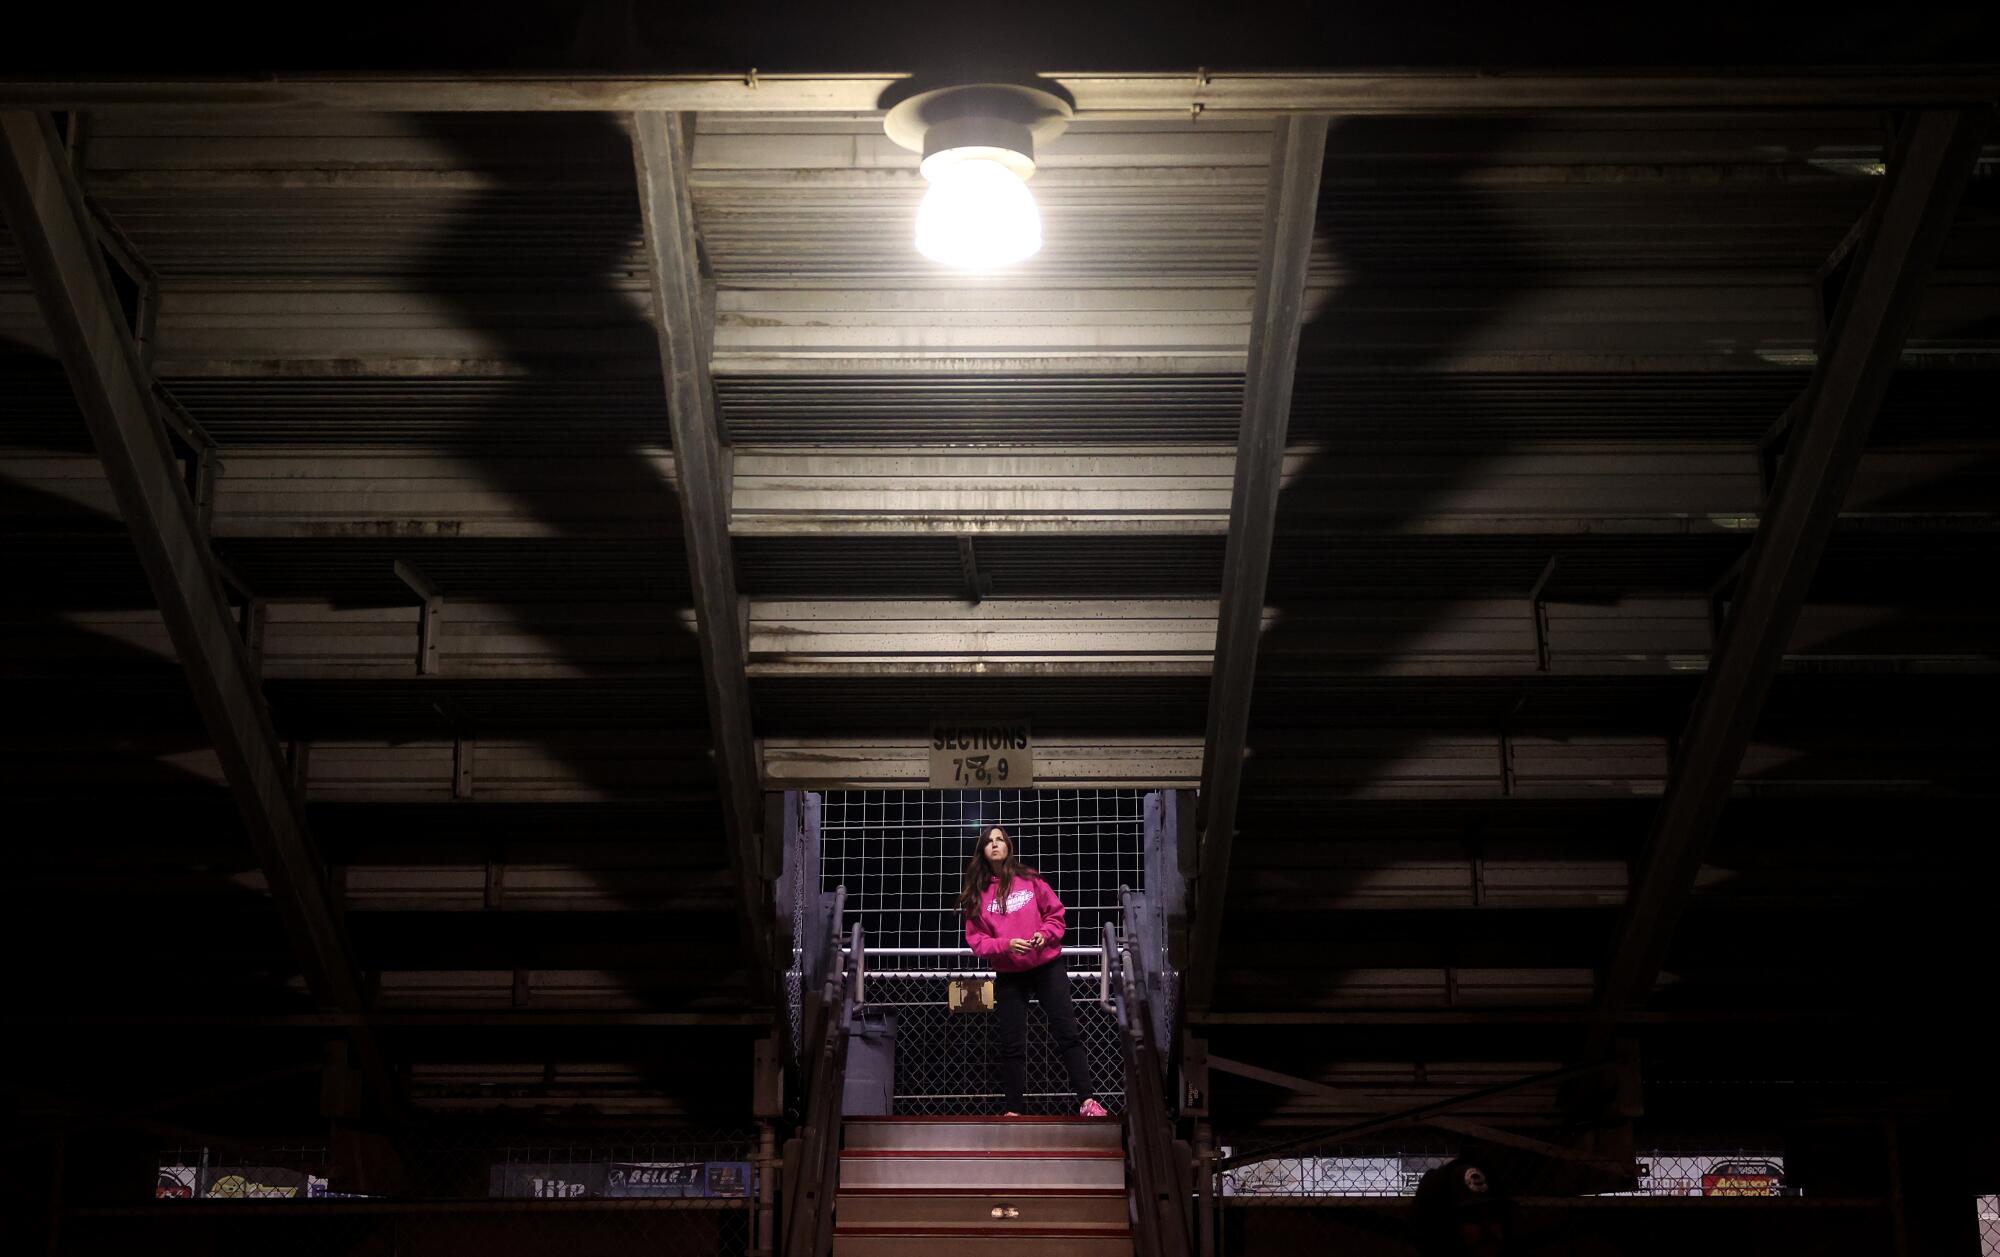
[914,156,1041,270]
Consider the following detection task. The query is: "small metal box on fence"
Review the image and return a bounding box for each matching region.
[842,1009,899,1117]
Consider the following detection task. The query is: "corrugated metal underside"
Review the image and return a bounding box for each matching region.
[10,359,1993,449]
[16,527,1987,609]
[4,100,1999,1123]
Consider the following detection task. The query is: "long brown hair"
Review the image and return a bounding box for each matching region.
[956,825,1039,919]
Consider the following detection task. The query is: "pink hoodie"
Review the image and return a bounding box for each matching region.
[964,874,1067,973]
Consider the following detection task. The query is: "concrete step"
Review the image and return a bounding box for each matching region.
[836,1188,1130,1228]
[838,1150,1126,1191]
[845,1116,1122,1154]
[832,1229,1133,1257]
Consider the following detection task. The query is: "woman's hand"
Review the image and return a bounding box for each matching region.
[1030,932,1047,948]
[1008,937,1033,954]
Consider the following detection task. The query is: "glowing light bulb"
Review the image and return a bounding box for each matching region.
[914,155,1041,270]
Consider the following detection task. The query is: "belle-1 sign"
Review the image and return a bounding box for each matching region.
[929,723,1034,788]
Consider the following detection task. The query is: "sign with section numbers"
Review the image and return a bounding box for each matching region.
[929,722,1033,788]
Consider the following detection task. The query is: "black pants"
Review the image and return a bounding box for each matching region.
[993,960,1093,1113]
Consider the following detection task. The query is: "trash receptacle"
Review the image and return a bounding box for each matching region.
[842,1009,898,1116]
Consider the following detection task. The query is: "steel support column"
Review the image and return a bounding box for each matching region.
[631,110,774,994]
[1590,108,1992,1054]
[8,70,2000,114]
[0,110,388,1103]
[1187,114,1328,1012]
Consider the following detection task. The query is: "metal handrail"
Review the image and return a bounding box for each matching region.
[838,946,1108,956]
[1099,921,1119,1011]
[1109,884,1192,1257]
[1115,932,1166,1257]
[849,923,864,1007]
[821,887,846,987]
[839,943,1111,981]
[784,893,862,1257]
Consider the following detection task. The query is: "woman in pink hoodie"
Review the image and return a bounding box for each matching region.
[958,825,1108,1118]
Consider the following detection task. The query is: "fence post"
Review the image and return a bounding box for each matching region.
[753,1034,782,1256]
[1195,1124,1219,1257]
[44,1135,65,1257]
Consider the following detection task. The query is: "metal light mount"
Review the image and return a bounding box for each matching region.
[883,81,1074,268]
[883,81,1074,178]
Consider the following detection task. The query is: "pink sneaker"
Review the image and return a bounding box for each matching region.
[1078,1099,1109,1118]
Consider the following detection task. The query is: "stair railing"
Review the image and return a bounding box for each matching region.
[783,893,862,1257]
[1109,887,1193,1257]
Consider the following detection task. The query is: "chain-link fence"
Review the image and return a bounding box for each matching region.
[1220,1136,1457,1198]
[1980,1193,1999,1256]
[61,1127,761,1257]
[1218,1136,1792,1199]
[857,968,1126,1115]
[809,788,1147,1116]
[1622,1150,1790,1197]
[820,788,1146,953]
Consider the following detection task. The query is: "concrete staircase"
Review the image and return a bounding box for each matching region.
[834,1116,1132,1256]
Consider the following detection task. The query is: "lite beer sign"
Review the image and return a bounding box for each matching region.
[929,722,1034,788]
[488,1160,752,1199]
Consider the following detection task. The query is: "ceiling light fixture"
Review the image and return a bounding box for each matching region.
[884,83,1073,270]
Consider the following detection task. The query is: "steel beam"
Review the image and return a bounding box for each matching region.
[1423,1115,1637,1179]
[1194,1008,1852,1026]
[1208,1054,1356,1104]
[1185,1061,1634,1174]
[14,441,1997,540]
[1217,1061,1615,1170]
[1188,114,1328,1012]
[5,70,1999,114]
[13,725,1996,798]
[1591,109,1993,1052]
[2,1012,770,1029]
[0,111,391,1104]
[631,110,773,996]
[392,560,445,676]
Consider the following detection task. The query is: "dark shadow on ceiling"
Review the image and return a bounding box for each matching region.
[0,109,753,1129]
[1204,114,2000,1141]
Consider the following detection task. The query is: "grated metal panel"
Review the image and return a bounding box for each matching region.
[861,973,1126,1117]
[819,789,1144,958]
[817,788,1144,1116]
